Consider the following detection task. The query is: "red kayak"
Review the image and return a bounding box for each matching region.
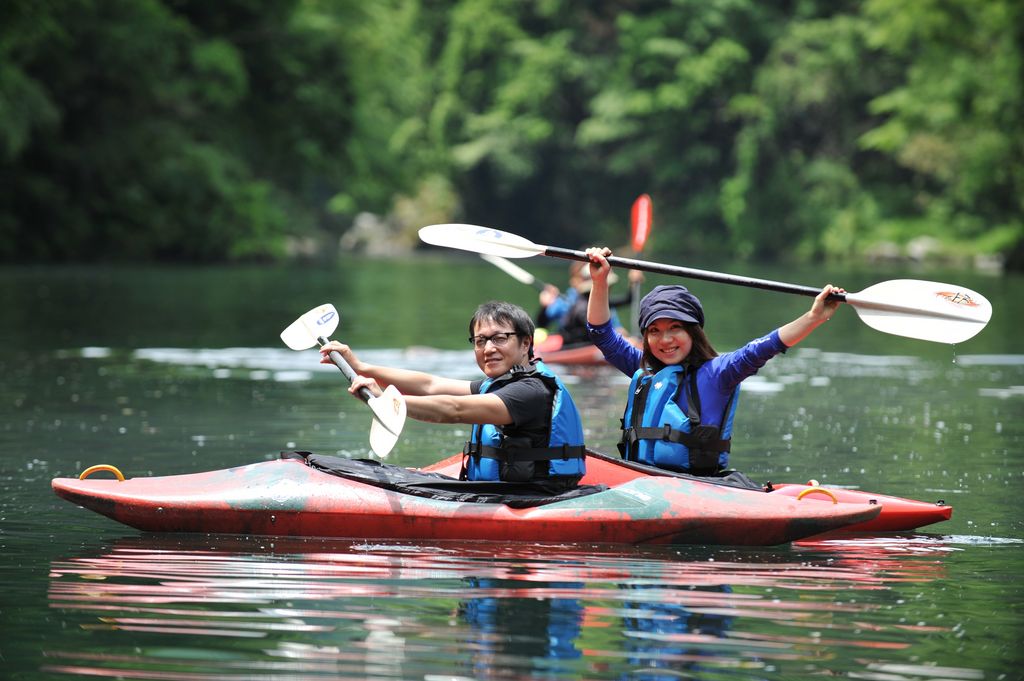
[533,333,642,366]
[52,451,883,546]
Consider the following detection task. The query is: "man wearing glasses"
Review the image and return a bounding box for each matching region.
[320,301,586,491]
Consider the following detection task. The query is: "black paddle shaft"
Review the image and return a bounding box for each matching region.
[542,246,847,302]
[317,336,374,403]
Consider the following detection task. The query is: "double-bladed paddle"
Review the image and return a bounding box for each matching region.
[280,304,407,457]
[418,224,992,345]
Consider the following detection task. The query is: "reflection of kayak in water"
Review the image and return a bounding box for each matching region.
[52,450,883,546]
[533,331,641,366]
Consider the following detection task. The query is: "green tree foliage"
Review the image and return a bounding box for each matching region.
[721,0,1022,263]
[571,0,783,251]
[0,0,364,260]
[722,14,885,260]
[859,0,1024,265]
[0,0,1020,267]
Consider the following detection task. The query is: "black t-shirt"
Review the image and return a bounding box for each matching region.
[469,375,554,446]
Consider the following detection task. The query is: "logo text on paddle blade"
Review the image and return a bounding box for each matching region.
[936,291,980,308]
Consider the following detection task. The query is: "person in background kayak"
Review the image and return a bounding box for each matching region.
[584,246,845,475]
[537,260,642,346]
[321,300,587,491]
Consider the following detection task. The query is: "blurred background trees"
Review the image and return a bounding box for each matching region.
[1,0,1020,268]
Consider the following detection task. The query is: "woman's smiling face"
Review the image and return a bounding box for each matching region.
[645,318,693,366]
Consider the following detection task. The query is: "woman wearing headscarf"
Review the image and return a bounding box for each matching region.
[584,247,844,475]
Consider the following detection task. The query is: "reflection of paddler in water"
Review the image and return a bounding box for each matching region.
[615,538,953,678]
[536,259,643,347]
[456,576,584,675]
[618,582,735,678]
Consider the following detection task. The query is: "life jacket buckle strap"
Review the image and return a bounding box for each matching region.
[459,441,477,481]
[620,427,640,447]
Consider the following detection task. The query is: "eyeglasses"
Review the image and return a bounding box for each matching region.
[469,332,519,349]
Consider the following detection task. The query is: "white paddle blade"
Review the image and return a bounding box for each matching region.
[369,384,407,435]
[419,224,545,259]
[847,279,992,344]
[369,418,400,457]
[300,303,341,339]
[280,318,316,350]
[366,384,407,457]
[480,254,537,286]
[280,304,341,350]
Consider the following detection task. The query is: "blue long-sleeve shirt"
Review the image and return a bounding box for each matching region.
[587,320,789,428]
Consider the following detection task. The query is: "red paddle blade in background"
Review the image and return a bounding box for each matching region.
[629,194,652,337]
[631,194,652,253]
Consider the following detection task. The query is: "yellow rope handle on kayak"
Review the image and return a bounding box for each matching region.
[796,481,838,504]
[79,464,126,482]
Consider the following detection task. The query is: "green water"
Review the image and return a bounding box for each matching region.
[1,257,1021,679]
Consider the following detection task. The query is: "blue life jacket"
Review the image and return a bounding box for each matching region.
[619,364,738,473]
[463,361,586,482]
